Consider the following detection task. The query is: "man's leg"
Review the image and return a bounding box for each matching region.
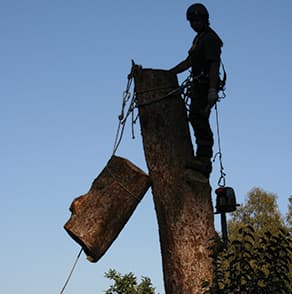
[189,98,214,177]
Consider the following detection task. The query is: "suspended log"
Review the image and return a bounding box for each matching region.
[134,69,216,293]
[64,155,151,262]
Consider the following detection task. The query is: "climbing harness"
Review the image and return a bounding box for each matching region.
[180,72,193,112]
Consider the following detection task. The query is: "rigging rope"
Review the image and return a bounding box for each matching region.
[213,102,226,187]
[112,63,193,155]
[60,248,83,294]
[112,74,137,155]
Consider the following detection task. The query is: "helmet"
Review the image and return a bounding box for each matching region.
[186,3,209,21]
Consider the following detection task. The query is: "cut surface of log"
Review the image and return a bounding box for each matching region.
[64,155,151,262]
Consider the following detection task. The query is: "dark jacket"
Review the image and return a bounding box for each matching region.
[188,27,223,77]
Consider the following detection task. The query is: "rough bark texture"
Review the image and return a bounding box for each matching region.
[64,155,151,262]
[134,69,215,293]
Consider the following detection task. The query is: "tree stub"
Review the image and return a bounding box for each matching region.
[135,68,216,293]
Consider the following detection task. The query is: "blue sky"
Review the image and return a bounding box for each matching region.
[0,1,291,293]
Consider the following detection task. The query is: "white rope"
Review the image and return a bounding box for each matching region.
[60,248,83,294]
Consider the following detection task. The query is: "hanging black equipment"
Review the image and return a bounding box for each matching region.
[215,186,237,214]
[215,186,239,247]
[213,79,239,247]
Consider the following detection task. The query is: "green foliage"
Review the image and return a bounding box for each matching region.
[104,269,156,294]
[228,187,285,238]
[203,187,292,293]
[203,225,292,293]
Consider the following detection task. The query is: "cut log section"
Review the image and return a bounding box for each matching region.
[64,155,151,262]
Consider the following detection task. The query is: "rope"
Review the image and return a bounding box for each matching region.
[213,102,226,187]
[112,62,193,155]
[135,85,175,95]
[136,87,181,107]
[136,73,193,107]
[112,74,136,155]
[112,60,191,155]
[60,248,83,294]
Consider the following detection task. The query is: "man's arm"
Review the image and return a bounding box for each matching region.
[169,57,191,74]
[206,60,220,111]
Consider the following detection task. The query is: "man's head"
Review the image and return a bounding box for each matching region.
[186,3,209,32]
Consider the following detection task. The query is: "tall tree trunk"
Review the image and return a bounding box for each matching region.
[134,69,215,293]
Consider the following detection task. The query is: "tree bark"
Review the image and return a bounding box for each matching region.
[134,69,215,293]
[64,155,151,262]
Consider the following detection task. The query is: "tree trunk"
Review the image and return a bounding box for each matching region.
[64,155,151,262]
[134,69,215,293]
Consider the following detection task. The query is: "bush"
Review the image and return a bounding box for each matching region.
[104,269,156,294]
[203,226,292,293]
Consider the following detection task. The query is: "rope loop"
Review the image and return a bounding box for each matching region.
[112,61,139,155]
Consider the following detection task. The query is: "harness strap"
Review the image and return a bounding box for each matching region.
[219,61,227,92]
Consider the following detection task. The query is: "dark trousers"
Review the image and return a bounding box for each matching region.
[189,82,214,159]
